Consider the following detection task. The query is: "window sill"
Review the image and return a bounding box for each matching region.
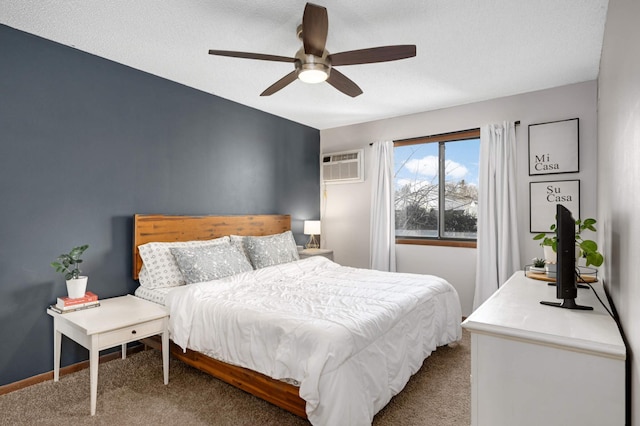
[396,239,477,249]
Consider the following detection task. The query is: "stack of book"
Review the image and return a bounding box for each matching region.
[49,291,100,314]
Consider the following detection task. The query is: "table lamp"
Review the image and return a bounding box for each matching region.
[303,220,321,249]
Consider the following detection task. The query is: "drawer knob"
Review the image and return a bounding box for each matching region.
[131,330,137,335]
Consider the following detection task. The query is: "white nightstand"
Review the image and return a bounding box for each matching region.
[298,248,334,261]
[47,295,169,415]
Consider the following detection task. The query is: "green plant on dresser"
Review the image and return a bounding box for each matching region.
[533,218,603,267]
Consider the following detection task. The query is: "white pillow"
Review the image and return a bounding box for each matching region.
[138,264,152,288]
[244,230,300,269]
[138,236,230,289]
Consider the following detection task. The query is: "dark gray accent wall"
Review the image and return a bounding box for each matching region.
[0,24,320,386]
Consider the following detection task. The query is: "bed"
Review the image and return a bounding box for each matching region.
[132,214,462,425]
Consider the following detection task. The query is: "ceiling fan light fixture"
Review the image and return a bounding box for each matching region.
[297,63,329,84]
[208,3,415,97]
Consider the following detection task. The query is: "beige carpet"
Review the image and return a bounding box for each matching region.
[0,330,469,425]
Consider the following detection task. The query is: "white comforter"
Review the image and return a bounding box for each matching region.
[166,256,461,426]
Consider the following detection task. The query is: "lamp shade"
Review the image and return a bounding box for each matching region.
[303,220,321,235]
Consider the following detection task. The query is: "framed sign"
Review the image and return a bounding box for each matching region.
[530,180,580,233]
[528,118,579,175]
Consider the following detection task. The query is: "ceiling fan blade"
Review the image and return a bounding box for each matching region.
[260,71,298,96]
[326,69,363,98]
[208,50,295,63]
[302,3,328,57]
[329,45,416,66]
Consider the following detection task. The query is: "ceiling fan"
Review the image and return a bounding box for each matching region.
[208,3,416,98]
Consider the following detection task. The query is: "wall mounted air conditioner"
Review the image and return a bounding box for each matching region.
[321,149,364,184]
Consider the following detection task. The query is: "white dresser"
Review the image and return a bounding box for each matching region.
[462,271,625,426]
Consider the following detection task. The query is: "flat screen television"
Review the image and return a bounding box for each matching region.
[540,204,593,310]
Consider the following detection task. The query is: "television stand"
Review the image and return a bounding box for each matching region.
[540,298,593,310]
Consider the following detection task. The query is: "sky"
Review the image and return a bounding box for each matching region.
[394,138,480,189]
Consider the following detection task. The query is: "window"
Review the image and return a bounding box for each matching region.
[394,129,480,246]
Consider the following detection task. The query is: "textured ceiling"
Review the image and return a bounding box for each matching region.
[1,0,609,130]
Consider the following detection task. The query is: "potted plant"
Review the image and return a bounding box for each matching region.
[535,233,558,264]
[530,257,546,273]
[533,218,604,267]
[51,244,89,298]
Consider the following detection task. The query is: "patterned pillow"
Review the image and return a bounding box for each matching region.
[229,235,250,264]
[138,236,229,288]
[244,230,300,269]
[170,243,253,284]
[138,264,152,288]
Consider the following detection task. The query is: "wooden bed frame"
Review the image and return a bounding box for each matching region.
[133,214,307,418]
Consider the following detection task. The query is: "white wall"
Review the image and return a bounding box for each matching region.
[321,81,598,316]
[598,0,640,423]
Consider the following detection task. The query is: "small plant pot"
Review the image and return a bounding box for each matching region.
[575,245,582,266]
[545,264,557,278]
[66,276,88,299]
[543,246,557,264]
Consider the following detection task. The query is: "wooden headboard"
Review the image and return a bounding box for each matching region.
[132,214,291,279]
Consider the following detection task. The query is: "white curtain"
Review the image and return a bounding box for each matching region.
[473,122,520,310]
[370,141,396,272]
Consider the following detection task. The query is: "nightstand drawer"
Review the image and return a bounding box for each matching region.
[97,318,164,348]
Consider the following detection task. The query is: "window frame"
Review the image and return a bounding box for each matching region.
[394,128,480,248]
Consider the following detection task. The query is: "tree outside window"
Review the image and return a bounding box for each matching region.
[394,130,480,241]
